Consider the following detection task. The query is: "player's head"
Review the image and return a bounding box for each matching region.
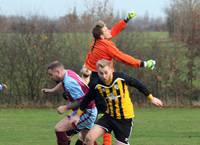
[96,59,114,84]
[80,65,91,84]
[47,61,65,81]
[92,20,112,40]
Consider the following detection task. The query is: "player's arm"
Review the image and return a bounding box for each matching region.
[66,101,80,110]
[77,88,107,116]
[79,90,94,111]
[73,91,94,116]
[107,43,141,68]
[107,43,156,69]
[119,72,163,107]
[57,101,81,114]
[111,11,137,38]
[41,82,64,94]
[111,20,127,38]
[119,72,150,95]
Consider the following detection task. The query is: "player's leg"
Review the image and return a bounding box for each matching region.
[75,107,98,145]
[76,129,99,145]
[103,132,112,145]
[66,129,79,145]
[85,114,112,145]
[75,129,88,145]
[55,116,79,145]
[113,118,133,145]
[84,125,105,145]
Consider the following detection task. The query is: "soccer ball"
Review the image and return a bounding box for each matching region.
[0,84,3,92]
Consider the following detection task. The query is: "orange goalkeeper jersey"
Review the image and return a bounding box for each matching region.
[84,19,142,72]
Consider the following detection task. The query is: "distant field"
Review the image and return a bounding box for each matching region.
[0,108,199,145]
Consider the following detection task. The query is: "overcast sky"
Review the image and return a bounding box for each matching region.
[0,0,170,18]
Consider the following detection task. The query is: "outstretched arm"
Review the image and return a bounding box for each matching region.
[107,42,156,69]
[120,72,163,107]
[107,42,142,68]
[111,11,137,38]
[111,20,127,38]
[41,82,64,94]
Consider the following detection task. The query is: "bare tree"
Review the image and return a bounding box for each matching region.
[165,0,200,102]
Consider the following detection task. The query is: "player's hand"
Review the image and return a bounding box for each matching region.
[144,59,156,70]
[57,105,67,114]
[151,97,163,107]
[41,88,52,94]
[148,95,163,107]
[127,11,137,20]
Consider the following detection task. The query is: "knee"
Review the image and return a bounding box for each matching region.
[55,123,63,132]
[84,133,94,144]
[55,124,59,132]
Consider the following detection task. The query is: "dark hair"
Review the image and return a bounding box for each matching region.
[91,20,105,51]
[92,20,105,39]
[47,60,64,70]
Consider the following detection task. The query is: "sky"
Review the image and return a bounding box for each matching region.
[0,0,171,19]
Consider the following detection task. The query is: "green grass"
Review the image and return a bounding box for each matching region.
[132,108,200,145]
[0,108,199,145]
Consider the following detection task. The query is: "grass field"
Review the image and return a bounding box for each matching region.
[0,108,199,145]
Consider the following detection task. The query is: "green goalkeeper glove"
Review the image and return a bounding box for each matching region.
[124,11,137,22]
[128,11,137,19]
[144,60,156,70]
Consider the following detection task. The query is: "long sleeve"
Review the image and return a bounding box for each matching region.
[79,91,94,111]
[118,72,150,96]
[107,41,142,68]
[80,87,107,113]
[111,20,127,38]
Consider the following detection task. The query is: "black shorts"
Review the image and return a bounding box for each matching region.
[96,114,134,144]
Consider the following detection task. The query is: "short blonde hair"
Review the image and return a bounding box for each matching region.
[96,59,113,69]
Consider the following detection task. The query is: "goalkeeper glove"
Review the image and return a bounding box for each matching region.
[144,59,156,70]
[124,11,137,22]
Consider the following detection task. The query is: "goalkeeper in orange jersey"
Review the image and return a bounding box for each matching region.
[82,10,156,145]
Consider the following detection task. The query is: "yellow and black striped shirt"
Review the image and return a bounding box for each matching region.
[80,72,150,119]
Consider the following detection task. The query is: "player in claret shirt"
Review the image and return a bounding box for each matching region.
[41,61,97,145]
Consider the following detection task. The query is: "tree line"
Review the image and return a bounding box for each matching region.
[0,0,199,107]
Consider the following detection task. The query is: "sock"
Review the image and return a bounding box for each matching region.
[75,139,98,145]
[55,131,70,145]
[94,141,98,145]
[103,133,112,145]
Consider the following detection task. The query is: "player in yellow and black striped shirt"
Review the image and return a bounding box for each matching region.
[78,59,163,145]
